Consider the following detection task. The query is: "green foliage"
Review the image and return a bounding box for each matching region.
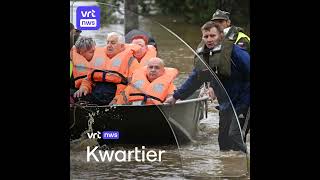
[153,0,249,28]
[94,0,249,33]
[96,0,123,25]
[153,0,214,24]
[138,0,152,14]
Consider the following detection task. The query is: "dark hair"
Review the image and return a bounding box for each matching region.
[201,21,223,34]
[131,35,148,45]
[70,22,75,32]
[70,22,82,50]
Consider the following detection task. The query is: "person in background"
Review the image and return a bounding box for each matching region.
[165,21,250,152]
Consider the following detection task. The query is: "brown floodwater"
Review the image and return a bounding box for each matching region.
[70,1,250,179]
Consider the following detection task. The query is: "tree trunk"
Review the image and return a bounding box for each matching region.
[124,0,139,34]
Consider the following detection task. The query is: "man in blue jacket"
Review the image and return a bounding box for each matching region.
[165,21,250,152]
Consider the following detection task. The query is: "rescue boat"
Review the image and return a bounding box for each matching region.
[70,93,208,146]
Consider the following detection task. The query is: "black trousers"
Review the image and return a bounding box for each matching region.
[238,106,250,143]
[218,105,249,152]
[70,83,117,106]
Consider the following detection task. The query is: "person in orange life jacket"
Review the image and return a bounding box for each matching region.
[70,22,82,90]
[74,36,96,61]
[113,57,177,105]
[70,36,96,90]
[73,32,140,105]
[130,35,157,66]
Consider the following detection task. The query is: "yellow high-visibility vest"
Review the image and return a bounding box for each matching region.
[235,32,250,44]
[70,61,73,78]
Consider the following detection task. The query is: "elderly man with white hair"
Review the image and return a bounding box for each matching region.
[73,32,141,105]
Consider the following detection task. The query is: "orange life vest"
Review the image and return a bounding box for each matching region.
[124,44,157,65]
[90,47,108,69]
[124,44,142,52]
[127,66,178,105]
[71,47,95,88]
[138,45,157,66]
[88,47,139,90]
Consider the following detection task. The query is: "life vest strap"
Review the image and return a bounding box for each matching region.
[129,93,163,104]
[90,69,128,85]
[73,75,87,81]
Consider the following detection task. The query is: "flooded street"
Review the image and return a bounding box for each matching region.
[71,1,250,179]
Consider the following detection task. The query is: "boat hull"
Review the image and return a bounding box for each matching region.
[70,96,208,145]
